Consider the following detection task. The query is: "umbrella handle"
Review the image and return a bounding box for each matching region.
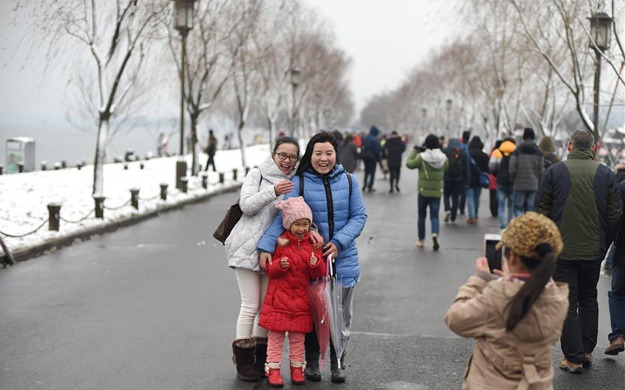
[327,254,334,277]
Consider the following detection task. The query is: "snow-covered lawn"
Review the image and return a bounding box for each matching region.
[0,144,271,254]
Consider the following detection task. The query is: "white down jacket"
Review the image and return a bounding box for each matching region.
[225,155,295,271]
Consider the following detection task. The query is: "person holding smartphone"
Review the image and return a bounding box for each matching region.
[445,212,569,388]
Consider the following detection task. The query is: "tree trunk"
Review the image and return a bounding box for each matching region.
[237,119,247,168]
[190,112,199,176]
[92,114,110,196]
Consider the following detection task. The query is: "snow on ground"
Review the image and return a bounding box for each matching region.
[0,144,271,253]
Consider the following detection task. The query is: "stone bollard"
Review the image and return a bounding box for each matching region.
[18,162,24,173]
[232,168,238,181]
[94,196,105,219]
[47,203,61,231]
[180,177,188,193]
[61,160,67,169]
[53,162,61,170]
[130,188,140,210]
[219,172,225,184]
[41,161,47,171]
[123,163,128,170]
[0,165,3,175]
[160,183,168,200]
[140,162,144,170]
[175,158,187,190]
[76,161,82,170]
[245,167,250,175]
[201,172,208,189]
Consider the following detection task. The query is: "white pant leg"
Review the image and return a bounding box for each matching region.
[234,267,268,339]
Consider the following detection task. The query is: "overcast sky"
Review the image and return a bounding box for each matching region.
[305,0,460,112]
[0,0,461,125]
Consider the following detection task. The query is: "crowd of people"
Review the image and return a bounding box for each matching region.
[219,126,624,388]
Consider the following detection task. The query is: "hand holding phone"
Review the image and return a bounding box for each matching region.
[483,234,502,272]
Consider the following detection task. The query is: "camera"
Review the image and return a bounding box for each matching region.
[414,145,426,153]
[483,233,502,272]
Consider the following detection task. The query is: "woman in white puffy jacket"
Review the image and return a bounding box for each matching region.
[225,137,311,382]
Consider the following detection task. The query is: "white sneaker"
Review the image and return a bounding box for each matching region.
[416,240,425,248]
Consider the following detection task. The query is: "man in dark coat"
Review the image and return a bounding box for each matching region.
[383,131,406,193]
[443,137,469,223]
[535,129,622,373]
[361,126,382,193]
[606,179,625,356]
[466,136,489,224]
[204,129,218,172]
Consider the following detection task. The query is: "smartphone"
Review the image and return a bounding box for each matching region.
[484,233,502,272]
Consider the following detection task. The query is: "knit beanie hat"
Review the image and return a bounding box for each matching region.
[275,196,313,230]
[424,134,440,149]
[523,127,535,140]
[496,211,563,258]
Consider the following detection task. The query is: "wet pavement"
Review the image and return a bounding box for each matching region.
[1,167,623,389]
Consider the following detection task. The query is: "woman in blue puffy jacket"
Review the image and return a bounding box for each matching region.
[258,131,367,383]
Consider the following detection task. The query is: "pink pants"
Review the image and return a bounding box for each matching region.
[267,331,305,365]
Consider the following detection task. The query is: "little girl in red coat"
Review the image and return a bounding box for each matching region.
[259,196,326,387]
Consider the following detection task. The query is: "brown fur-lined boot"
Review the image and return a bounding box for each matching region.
[253,337,268,376]
[232,339,260,382]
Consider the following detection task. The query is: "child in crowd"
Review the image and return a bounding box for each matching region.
[445,212,569,388]
[259,196,326,387]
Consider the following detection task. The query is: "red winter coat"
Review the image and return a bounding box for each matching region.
[259,231,326,333]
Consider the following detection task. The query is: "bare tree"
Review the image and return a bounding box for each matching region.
[13,0,169,196]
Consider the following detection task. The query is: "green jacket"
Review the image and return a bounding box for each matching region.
[406,148,449,198]
[535,149,621,260]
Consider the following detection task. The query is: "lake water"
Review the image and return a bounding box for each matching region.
[0,122,167,168]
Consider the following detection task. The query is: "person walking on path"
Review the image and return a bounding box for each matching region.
[361,125,382,193]
[539,135,559,170]
[443,137,469,223]
[535,129,622,373]
[406,134,449,251]
[510,128,544,217]
[489,137,516,231]
[605,178,625,357]
[604,163,625,273]
[259,197,326,387]
[224,136,305,382]
[445,212,569,389]
[458,130,471,216]
[258,131,367,383]
[383,131,407,193]
[339,133,359,173]
[204,129,218,172]
[488,141,502,218]
[466,136,490,225]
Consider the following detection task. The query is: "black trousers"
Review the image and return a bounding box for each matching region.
[553,258,602,364]
[204,154,216,171]
[362,159,377,190]
[489,188,498,217]
[389,166,401,190]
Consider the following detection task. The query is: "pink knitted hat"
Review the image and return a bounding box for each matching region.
[275,196,313,230]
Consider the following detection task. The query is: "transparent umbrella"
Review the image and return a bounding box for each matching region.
[324,254,349,369]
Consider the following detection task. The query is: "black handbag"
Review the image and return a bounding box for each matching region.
[213,202,243,244]
[213,171,263,244]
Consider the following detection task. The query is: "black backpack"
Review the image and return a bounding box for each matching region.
[448,148,463,176]
[497,151,513,185]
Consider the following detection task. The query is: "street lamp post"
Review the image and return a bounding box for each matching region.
[172,0,195,189]
[446,99,453,138]
[588,11,613,143]
[290,67,301,137]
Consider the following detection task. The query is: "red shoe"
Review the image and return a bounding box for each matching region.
[290,363,305,385]
[266,367,284,388]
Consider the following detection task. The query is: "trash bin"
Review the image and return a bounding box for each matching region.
[6,137,35,174]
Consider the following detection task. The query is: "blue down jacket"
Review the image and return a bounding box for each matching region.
[258,164,367,286]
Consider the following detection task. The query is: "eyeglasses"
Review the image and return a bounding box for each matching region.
[275,152,298,162]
